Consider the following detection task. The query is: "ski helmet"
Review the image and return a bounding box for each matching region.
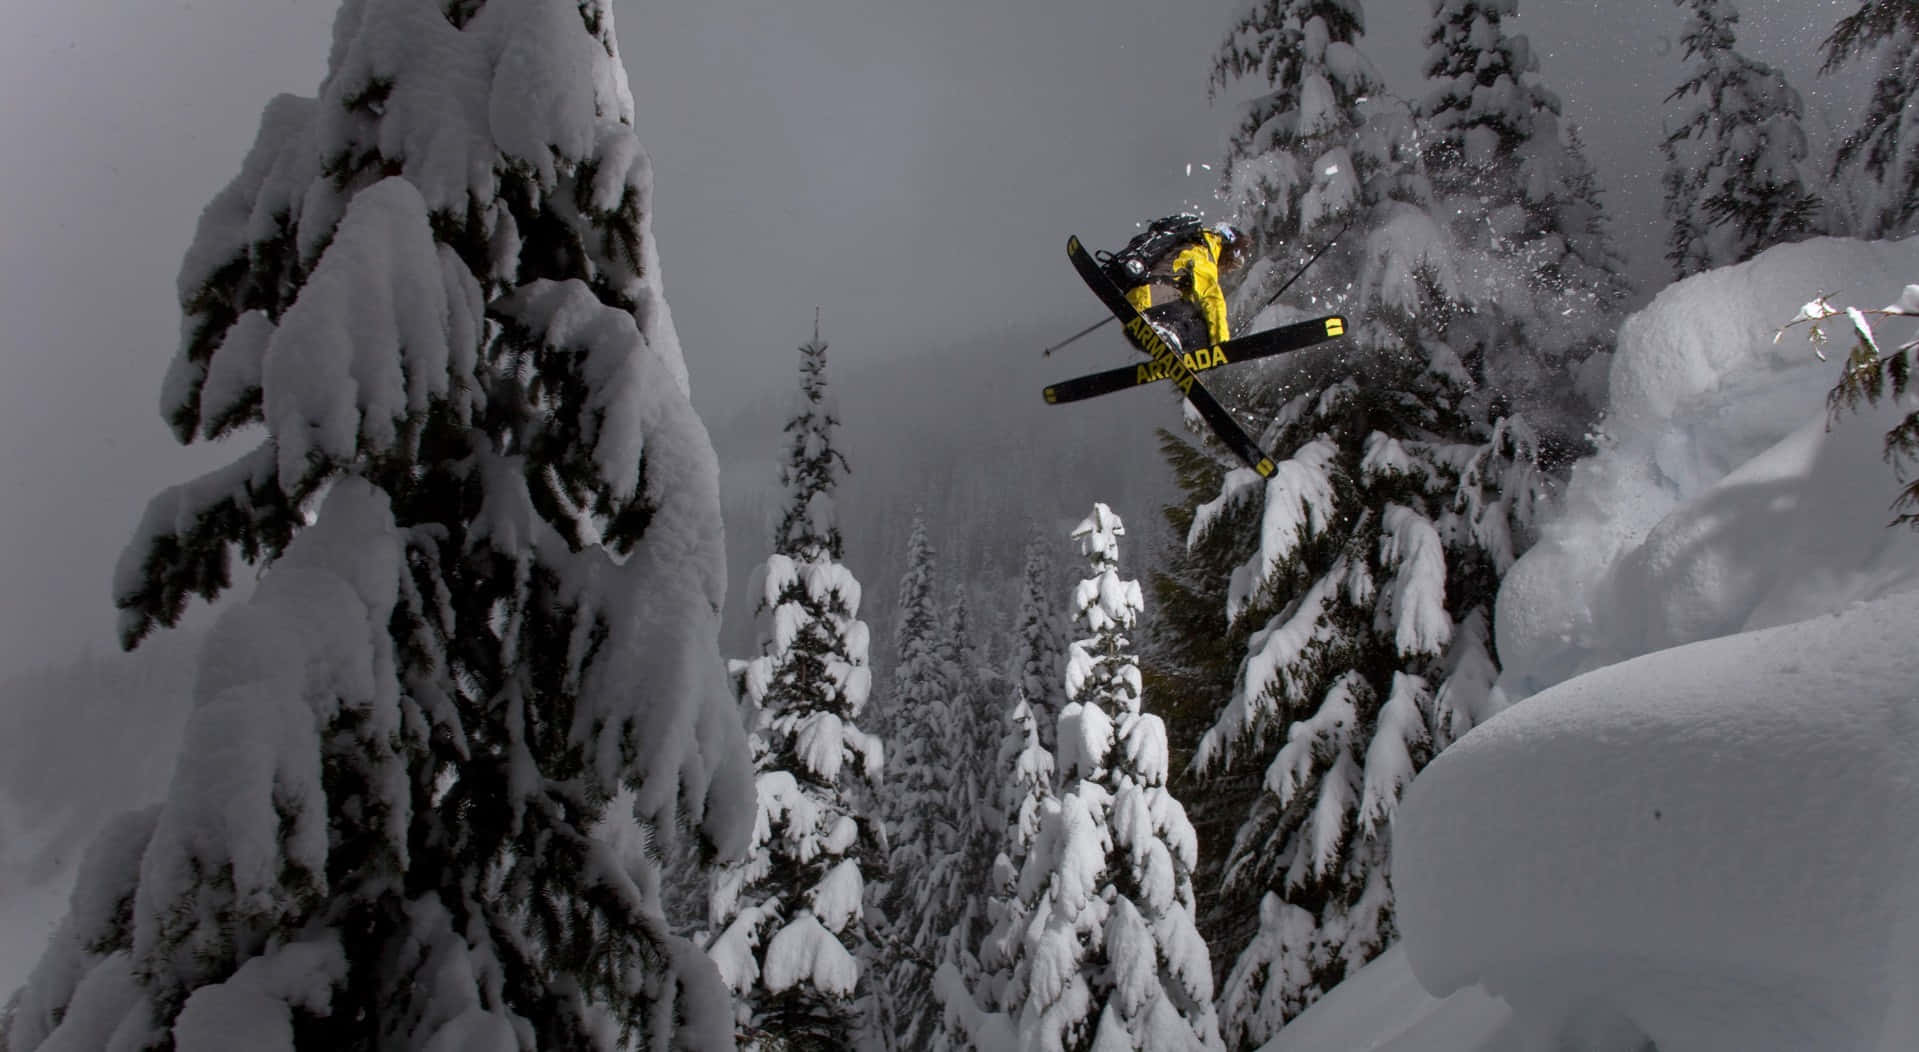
[1213,223,1249,270]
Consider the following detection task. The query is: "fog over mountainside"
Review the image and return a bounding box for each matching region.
[0,630,199,992]
[709,318,1186,662]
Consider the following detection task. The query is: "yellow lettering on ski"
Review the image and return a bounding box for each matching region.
[1326,317,1345,337]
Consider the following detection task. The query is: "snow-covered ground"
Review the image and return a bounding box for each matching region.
[1264,236,1919,1051]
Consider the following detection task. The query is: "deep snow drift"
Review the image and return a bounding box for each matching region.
[1397,589,1919,1051]
[1262,236,1919,1051]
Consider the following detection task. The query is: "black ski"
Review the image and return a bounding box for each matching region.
[1063,235,1278,478]
[1043,314,1347,406]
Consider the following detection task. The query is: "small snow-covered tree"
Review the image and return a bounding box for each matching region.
[1821,0,1919,238]
[877,518,972,1049]
[1,1,756,1048]
[709,328,884,1050]
[1008,505,1224,1052]
[929,685,1055,1050]
[941,588,1009,986]
[1662,0,1820,277]
[1009,529,1068,754]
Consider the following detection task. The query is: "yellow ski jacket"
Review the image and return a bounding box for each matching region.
[1124,230,1231,346]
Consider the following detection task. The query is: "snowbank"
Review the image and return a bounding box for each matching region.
[1395,589,1919,1051]
[1496,235,1919,696]
[1257,946,1510,1052]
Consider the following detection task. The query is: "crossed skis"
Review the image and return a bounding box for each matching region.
[1052,235,1348,478]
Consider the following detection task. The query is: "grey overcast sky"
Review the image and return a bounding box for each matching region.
[0,0,1858,675]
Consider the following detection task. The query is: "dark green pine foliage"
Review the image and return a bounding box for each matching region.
[1821,0,1919,237]
[777,325,852,563]
[2,2,757,1049]
[1809,287,1919,524]
[709,327,885,1051]
[1662,0,1821,277]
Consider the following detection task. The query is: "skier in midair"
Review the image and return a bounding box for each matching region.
[1105,216,1248,352]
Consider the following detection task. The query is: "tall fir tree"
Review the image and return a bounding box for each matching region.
[1006,506,1225,1051]
[708,326,885,1051]
[1661,0,1821,277]
[1178,9,1563,1038]
[1821,0,1919,238]
[1,1,758,1047]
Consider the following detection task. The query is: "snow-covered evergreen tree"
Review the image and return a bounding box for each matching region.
[1195,8,1564,1033]
[0,2,756,1047]
[940,586,1008,1010]
[1211,0,1381,317]
[982,688,1058,999]
[1418,0,1629,431]
[709,327,885,1050]
[929,685,1055,1050]
[1007,505,1224,1052]
[1661,0,1820,277]
[1010,529,1068,755]
[1821,0,1919,238]
[1182,380,1536,1046]
[877,518,972,1049]
[1558,122,1633,301]
[1193,9,1559,1039]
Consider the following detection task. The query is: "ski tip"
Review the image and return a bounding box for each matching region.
[1067,234,1082,254]
[1043,386,1059,404]
[1255,456,1277,478]
[1325,316,1346,337]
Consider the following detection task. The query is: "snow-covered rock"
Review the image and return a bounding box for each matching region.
[1395,589,1919,1051]
[1496,235,1919,698]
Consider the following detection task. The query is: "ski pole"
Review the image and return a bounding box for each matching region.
[1241,217,1353,326]
[1040,314,1116,357]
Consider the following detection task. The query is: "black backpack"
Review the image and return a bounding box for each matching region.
[1100,214,1205,287]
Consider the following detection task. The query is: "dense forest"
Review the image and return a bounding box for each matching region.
[3,0,1917,1049]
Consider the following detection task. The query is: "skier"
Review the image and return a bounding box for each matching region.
[1108,217,1248,352]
